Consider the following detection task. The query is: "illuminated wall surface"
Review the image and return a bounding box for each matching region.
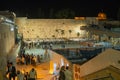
[0,21,15,80]
[15,17,98,39]
[0,23,15,54]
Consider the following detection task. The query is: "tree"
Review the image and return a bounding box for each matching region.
[117,8,120,20]
[49,8,54,18]
[55,8,75,19]
[37,8,45,18]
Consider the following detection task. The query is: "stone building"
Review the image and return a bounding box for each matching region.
[0,14,16,80]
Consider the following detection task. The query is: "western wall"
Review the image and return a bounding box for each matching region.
[15,17,98,40]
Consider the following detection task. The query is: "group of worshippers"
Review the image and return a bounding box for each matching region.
[16,53,43,66]
[17,68,37,80]
[17,49,50,66]
[6,61,37,80]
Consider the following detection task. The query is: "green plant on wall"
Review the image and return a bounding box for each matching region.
[52,35,55,38]
[77,32,80,38]
[55,29,59,38]
[61,30,65,38]
[68,30,72,38]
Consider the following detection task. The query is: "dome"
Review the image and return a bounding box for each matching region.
[97,12,107,20]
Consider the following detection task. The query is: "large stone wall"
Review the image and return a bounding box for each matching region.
[0,23,15,55]
[0,22,15,80]
[16,17,98,39]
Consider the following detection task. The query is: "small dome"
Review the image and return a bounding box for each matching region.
[97,12,107,20]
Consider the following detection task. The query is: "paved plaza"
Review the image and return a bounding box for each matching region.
[7,45,70,80]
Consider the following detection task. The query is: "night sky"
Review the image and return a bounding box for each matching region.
[0,0,120,19]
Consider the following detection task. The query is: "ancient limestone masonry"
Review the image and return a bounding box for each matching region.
[16,17,97,39]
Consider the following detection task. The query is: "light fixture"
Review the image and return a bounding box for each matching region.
[10,26,14,31]
[61,58,64,66]
[49,61,54,74]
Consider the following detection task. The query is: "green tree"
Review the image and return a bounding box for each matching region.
[37,8,45,18]
[117,8,120,20]
[55,8,75,19]
[49,8,54,18]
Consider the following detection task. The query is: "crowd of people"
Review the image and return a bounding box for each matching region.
[16,53,43,66]
[6,61,72,80]
[16,48,51,66]
[5,41,73,80]
[6,61,37,80]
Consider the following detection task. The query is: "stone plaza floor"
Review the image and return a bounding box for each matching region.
[7,45,69,80]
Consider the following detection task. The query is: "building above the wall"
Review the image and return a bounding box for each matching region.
[0,10,16,22]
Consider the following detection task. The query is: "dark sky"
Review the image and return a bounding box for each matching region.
[0,0,120,19]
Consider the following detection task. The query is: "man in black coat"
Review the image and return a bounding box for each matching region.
[8,62,16,80]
